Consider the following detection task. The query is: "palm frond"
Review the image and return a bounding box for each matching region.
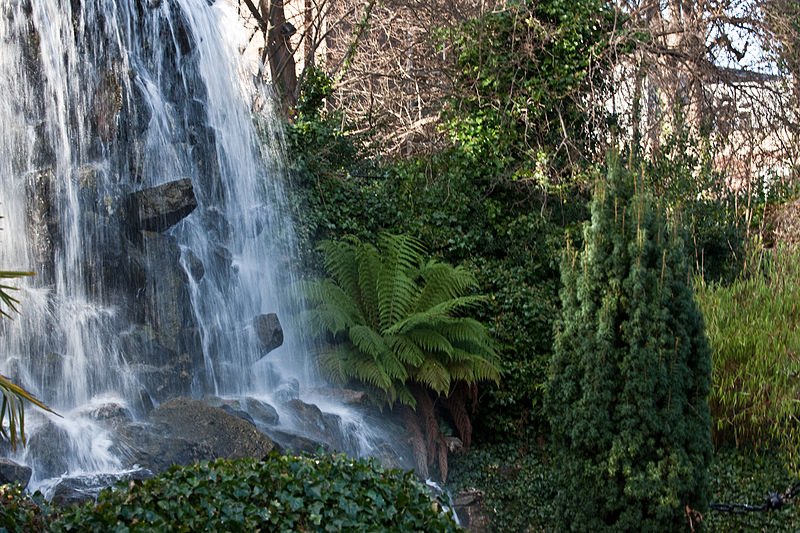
[0,374,57,449]
[0,271,33,319]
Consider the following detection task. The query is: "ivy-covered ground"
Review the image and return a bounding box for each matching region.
[449,446,800,532]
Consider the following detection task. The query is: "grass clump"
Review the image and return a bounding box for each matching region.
[697,247,800,469]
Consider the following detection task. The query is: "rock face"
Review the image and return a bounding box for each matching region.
[48,470,152,507]
[453,488,490,532]
[125,398,275,474]
[0,458,32,488]
[125,178,197,233]
[284,399,352,453]
[254,313,283,356]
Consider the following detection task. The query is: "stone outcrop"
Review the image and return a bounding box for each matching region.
[254,313,283,356]
[128,398,275,473]
[124,178,197,233]
[0,458,32,488]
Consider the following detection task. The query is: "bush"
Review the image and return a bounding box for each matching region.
[697,247,800,468]
[448,442,556,532]
[0,483,48,532]
[47,454,457,532]
[546,156,713,531]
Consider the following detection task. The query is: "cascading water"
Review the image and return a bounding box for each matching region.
[0,0,407,496]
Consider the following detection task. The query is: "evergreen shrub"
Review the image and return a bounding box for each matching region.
[546,155,713,531]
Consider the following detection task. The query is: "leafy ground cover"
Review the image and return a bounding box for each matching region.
[449,444,800,532]
[0,454,458,532]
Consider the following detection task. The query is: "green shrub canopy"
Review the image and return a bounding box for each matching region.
[546,155,712,531]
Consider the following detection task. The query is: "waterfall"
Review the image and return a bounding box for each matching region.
[0,0,404,494]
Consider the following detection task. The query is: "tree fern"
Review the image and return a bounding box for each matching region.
[305,232,500,480]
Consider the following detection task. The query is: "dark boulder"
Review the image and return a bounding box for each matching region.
[127,398,275,472]
[284,399,347,452]
[243,397,279,426]
[125,178,197,233]
[0,458,32,488]
[254,313,283,356]
[26,422,71,478]
[48,469,152,507]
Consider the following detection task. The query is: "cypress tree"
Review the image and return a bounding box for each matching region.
[547,155,712,531]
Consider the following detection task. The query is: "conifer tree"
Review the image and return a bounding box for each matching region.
[546,155,712,531]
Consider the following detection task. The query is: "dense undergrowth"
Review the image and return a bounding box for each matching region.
[449,445,800,532]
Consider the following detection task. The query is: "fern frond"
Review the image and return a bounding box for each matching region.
[356,241,382,327]
[387,335,425,367]
[413,358,451,396]
[404,328,454,357]
[350,356,392,390]
[317,238,361,303]
[377,234,425,330]
[348,324,388,361]
[388,296,487,335]
[396,384,417,408]
[415,261,477,310]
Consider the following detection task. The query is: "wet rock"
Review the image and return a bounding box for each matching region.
[0,458,32,487]
[262,429,330,455]
[309,387,366,405]
[118,422,214,474]
[25,168,58,282]
[128,354,194,403]
[273,378,299,404]
[49,469,152,507]
[254,313,283,356]
[284,399,347,451]
[26,422,71,478]
[125,178,197,233]
[85,403,133,428]
[219,405,256,426]
[453,488,490,533]
[145,398,275,465]
[243,397,279,426]
[182,248,204,281]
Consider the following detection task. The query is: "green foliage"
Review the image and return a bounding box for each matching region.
[0,483,48,533]
[546,155,713,531]
[49,454,457,532]
[289,142,584,441]
[445,0,615,182]
[643,127,745,284]
[0,243,56,449]
[304,232,500,408]
[705,448,800,532]
[448,442,556,532]
[286,67,363,186]
[696,247,800,469]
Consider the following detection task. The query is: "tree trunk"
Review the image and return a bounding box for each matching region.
[259,0,298,114]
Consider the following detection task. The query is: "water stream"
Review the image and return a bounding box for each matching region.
[0,0,403,494]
